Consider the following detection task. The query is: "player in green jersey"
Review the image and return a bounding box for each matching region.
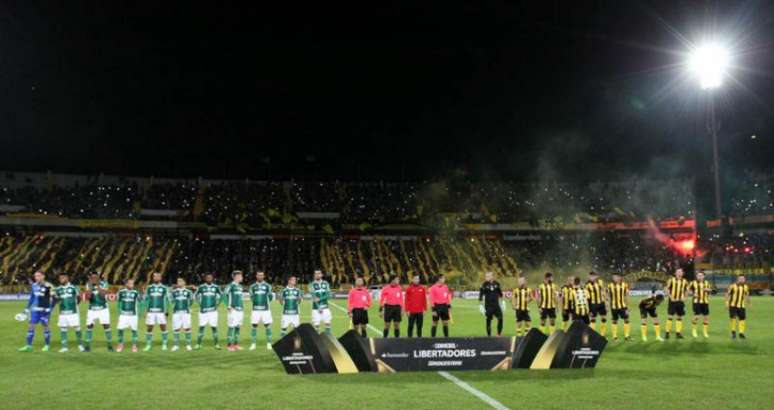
[116,278,141,353]
[224,271,245,351]
[249,271,274,350]
[310,270,332,334]
[194,273,222,350]
[54,272,84,353]
[171,277,194,352]
[144,272,170,352]
[279,276,302,337]
[84,272,113,352]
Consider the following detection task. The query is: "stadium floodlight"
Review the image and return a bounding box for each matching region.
[687,43,730,90]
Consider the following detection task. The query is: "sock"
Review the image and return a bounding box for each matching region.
[105,328,112,346]
[729,318,737,332]
[86,329,94,345]
[540,325,547,334]
[26,328,35,346]
[60,330,69,347]
[486,318,492,336]
[739,320,746,334]
[360,328,367,338]
[548,324,555,333]
[443,325,449,337]
[589,322,596,331]
[281,328,287,337]
[251,327,258,343]
[117,329,125,343]
[185,331,192,346]
[161,331,168,345]
[266,327,273,343]
[562,321,569,331]
[227,327,235,344]
[394,328,400,338]
[702,323,709,336]
[497,319,503,335]
[234,327,240,344]
[212,327,219,345]
[516,325,522,337]
[666,319,673,334]
[676,320,683,334]
[76,329,82,344]
[641,325,648,339]
[431,326,437,337]
[654,324,661,337]
[599,321,607,337]
[324,326,331,334]
[145,332,153,347]
[197,327,205,345]
[624,323,630,338]
[131,331,138,345]
[383,328,389,338]
[611,324,618,339]
[173,331,180,346]
[43,328,50,345]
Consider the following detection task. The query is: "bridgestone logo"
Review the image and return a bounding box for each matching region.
[413,349,476,358]
[428,360,463,367]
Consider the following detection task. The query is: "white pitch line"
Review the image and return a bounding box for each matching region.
[330,301,509,410]
[437,371,510,410]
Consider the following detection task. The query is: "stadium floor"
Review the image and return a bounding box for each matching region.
[2,297,774,410]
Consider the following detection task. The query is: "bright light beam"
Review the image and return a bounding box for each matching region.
[687,43,730,90]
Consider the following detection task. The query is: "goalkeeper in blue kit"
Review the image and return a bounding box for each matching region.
[18,271,55,352]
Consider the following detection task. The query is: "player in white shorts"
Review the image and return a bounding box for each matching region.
[53,272,84,352]
[170,277,195,351]
[144,272,170,351]
[84,272,114,352]
[279,276,302,336]
[194,273,222,350]
[249,271,274,350]
[115,278,141,352]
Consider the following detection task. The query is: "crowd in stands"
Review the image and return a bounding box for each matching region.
[0,174,697,225]
[0,231,688,290]
[729,171,774,217]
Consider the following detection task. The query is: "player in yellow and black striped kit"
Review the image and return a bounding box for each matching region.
[537,273,559,334]
[689,271,712,339]
[607,273,630,341]
[585,272,607,337]
[560,276,575,331]
[511,277,533,337]
[726,275,750,340]
[639,291,665,342]
[570,277,590,324]
[665,268,689,339]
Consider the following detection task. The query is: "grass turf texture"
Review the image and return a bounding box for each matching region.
[2,297,774,410]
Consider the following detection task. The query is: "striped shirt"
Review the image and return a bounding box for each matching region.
[666,277,689,301]
[607,281,629,310]
[561,285,574,311]
[511,287,531,311]
[538,282,558,309]
[727,283,749,308]
[572,287,589,316]
[690,280,711,304]
[585,279,606,305]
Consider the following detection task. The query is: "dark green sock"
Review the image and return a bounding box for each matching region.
[117,329,124,343]
[60,330,68,347]
[251,327,258,343]
[197,326,205,345]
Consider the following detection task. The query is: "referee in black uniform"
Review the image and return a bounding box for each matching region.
[479,271,504,336]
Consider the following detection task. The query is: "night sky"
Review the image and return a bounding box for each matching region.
[1,1,773,182]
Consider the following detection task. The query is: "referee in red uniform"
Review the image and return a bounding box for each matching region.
[404,276,427,337]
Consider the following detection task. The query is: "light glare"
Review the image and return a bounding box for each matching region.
[687,44,730,90]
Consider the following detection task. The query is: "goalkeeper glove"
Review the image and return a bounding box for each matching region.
[478,304,486,316]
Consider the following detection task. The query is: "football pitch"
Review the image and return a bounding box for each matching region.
[2,297,774,410]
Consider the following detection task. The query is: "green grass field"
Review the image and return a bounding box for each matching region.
[2,297,774,410]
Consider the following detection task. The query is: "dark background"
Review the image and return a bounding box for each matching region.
[1,0,773,183]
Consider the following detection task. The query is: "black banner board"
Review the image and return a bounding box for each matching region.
[550,321,607,369]
[367,336,517,373]
[272,324,337,374]
[338,330,377,372]
[511,328,548,369]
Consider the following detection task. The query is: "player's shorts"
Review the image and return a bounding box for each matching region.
[87,308,110,326]
[173,312,192,330]
[383,304,402,323]
[145,312,167,326]
[590,303,607,317]
[515,309,531,322]
[668,301,685,316]
[432,304,451,321]
[312,308,332,326]
[574,314,590,324]
[485,305,503,321]
[562,309,573,322]
[639,306,658,318]
[540,308,557,320]
[227,310,244,327]
[611,308,629,321]
[251,310,273,325]
[281,314,300,329]
[351,308,369,325]
[117,314,138,331]
[57,313,80,328]
[199,311,219,327]
[692,303,709,316]
[729,307,746,320]
[30,311,51,326]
